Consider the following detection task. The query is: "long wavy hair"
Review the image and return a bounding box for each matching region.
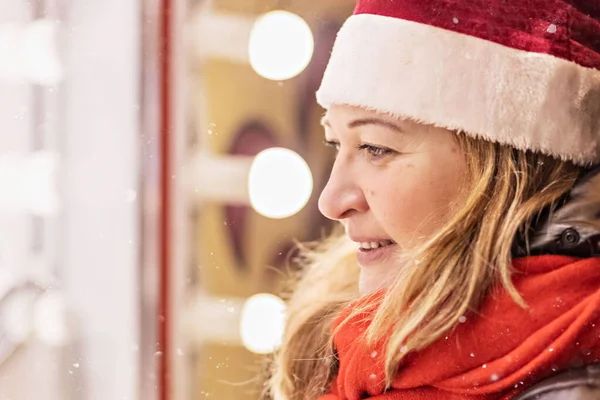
[264,132,582,400]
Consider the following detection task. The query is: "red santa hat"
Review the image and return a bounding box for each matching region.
[316,0,600,165]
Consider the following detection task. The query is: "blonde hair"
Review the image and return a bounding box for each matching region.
[265,133,582,400]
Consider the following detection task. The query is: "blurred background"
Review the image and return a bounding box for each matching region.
[0,0,354,399]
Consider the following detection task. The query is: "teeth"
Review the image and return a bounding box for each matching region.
[359,240,394,249]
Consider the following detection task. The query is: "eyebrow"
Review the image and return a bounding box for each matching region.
[320,116,404,133]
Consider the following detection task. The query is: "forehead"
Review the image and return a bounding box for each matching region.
[323,104,419,131]
[324,104,391,121]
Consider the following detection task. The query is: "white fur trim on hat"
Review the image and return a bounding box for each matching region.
[316,14,600,166]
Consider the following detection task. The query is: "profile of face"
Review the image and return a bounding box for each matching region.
[319,105,468,295]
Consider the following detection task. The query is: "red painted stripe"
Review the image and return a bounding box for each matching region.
[158,0,172,399]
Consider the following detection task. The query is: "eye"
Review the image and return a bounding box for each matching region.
[324,140,340,152]
[357,144,393,159]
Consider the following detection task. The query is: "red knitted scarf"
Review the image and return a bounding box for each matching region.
[320,256,600,400]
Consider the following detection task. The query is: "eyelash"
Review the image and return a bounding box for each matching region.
[323,140,392,159]
[324,140,339,151]
[356,144,392,158]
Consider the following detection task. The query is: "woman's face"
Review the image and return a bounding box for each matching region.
[319,105,468,294]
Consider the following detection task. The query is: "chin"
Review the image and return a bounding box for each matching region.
[358,268,393,295]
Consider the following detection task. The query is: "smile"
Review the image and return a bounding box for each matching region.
[354,240,398,267]
[358,240,395,250]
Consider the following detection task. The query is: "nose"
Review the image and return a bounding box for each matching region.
[318,159,368,221]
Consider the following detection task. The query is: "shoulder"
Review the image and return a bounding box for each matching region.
[515,364,600,400]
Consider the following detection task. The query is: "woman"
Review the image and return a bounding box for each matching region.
[267,0,600,399]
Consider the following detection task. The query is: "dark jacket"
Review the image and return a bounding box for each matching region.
[514,364,600,399]
[513,166,600,399]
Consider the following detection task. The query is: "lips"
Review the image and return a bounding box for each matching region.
[352,239,398,267]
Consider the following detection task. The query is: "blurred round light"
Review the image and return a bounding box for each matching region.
[22,19,63,86]
[23,150,59,215]
[2,291,35,343]
[0,150,59,216]
[0,19,62,85]
[248,148,313,219]
[33,292,69,346]
[248,11,314,81]
[0,266,19,300]
[240,293,286,354]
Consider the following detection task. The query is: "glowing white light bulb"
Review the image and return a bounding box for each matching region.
[248,147,313,219]
[0,150,59,216]
[22,19,63,85]
[3,291,35,343]
[33,292,69,346]
[239,293,286,354]
[0,19,62,85]
[248,11,314,80]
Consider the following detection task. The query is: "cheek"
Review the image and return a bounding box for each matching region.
[372,161,462,241]
[373,167,429,231]
[393,181,437,231]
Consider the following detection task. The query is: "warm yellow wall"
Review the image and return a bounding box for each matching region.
[194,343,264,399]
[214,0,354,20]
[194,59,301,298]
[191,1,354,399]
